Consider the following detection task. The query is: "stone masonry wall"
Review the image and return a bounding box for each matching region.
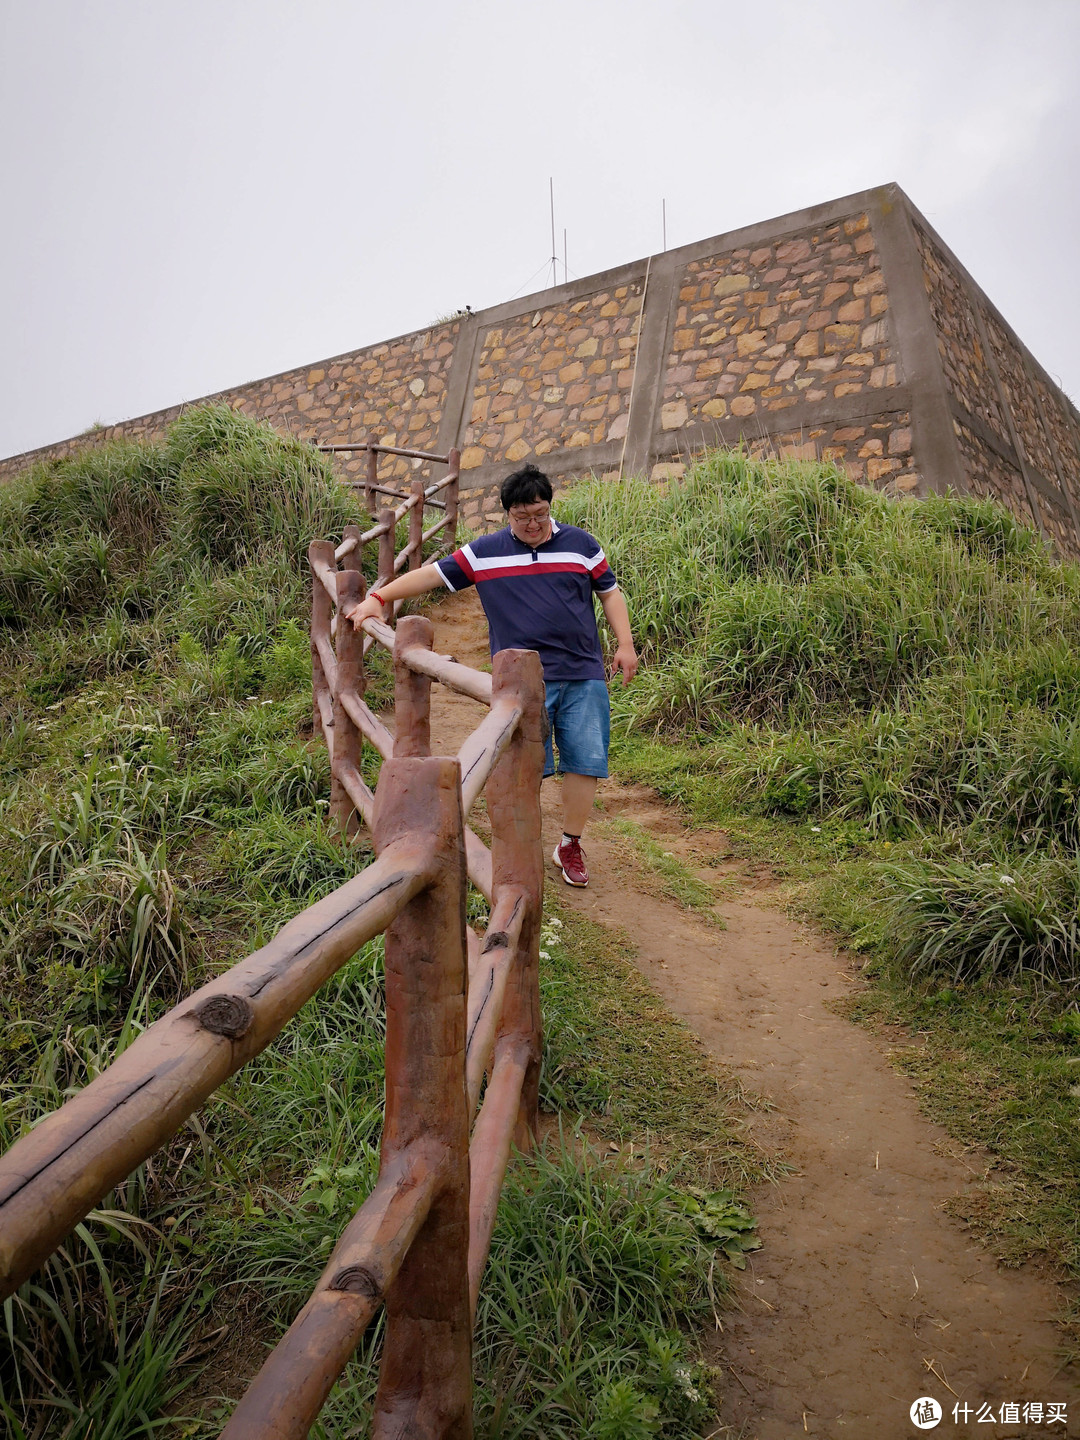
[4,184,1078,556]
[913,218,1080,554]
[657,213,916,492]
[461,283,644,469]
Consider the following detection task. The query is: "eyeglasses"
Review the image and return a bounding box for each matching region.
[509,508,550,525]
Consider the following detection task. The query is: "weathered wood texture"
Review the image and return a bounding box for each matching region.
[444,449,460,550]
[365,443,378,513]
[330,535,364,838]
[465,650,546,1308]
[408,477,425,571]
[221,1143,439,1440]
[394,616,434,759]
[484,648,546,1150]
[464,887,527,1113]
[377,506,395,599]
[310,539,336,747]
[372,757,473,1439]
[0,841,436,1299]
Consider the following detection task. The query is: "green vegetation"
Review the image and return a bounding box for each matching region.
[593,818,721,921]
[560,452,1080,1279]
[0,412,764,1436]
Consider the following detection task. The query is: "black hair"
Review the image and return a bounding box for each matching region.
[500,464,553,511]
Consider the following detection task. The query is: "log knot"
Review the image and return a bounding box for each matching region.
[329,1264,381,1297]
[481,930,509,954]
[194,995,255,1040]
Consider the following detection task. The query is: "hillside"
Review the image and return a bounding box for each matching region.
[3,416,1079,1432]
[0,409,765,1437]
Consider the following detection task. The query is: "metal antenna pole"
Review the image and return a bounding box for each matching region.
[549,177,557,288]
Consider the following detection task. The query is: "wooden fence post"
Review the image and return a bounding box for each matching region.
[484,649,546,1147]
[409,477,425,570]
[365,443,378,515]
[310,541,335,751]
[332,524,365,840]
[371,756,472,1440]
[394,616,434,759]
[377,506,396,596]
[444,449,460,551]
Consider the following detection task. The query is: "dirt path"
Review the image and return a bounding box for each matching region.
[424,593,1077,1439]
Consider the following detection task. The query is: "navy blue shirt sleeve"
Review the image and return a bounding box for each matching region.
[582,530,618,593]
[434,546,476,592]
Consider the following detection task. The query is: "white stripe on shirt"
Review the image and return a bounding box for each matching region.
[466,548,606,574]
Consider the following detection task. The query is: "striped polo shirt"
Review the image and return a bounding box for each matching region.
[434,519,618,682]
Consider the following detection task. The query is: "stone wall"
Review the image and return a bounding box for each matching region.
[462,282,644,469]
[913,218,1080,552]
[4,183,1079,556]
[656,213,915,492]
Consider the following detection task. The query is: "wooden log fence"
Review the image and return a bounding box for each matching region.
[316,438,460,543]
[0,485,549,1439]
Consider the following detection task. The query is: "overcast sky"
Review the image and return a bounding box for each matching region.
[2,0,1078,460]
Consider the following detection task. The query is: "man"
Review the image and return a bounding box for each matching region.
[348,463,638,887]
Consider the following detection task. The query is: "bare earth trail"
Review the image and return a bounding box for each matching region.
[423,591,1078,1439]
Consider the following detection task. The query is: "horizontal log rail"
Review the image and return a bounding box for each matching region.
[318,441,452,464]
[317,438,459,535]
[0,483,546,1439]
[0,839,437,1294]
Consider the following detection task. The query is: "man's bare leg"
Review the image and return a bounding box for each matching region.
[561,773,597,837]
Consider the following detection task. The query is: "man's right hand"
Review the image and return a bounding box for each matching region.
[348,594,387,631]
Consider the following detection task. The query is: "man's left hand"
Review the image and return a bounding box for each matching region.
[610,646,639,685]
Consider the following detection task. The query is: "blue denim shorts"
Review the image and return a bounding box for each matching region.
[543,679,610,779]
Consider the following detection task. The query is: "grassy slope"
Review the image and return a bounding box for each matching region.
[558,452,1080,1296]
[0,411,766,1438]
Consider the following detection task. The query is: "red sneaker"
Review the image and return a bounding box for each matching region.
[552,837,589,887]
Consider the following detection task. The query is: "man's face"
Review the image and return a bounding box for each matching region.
[507,500,552,545]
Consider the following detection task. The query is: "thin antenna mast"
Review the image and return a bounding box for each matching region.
[549,178,558,288]
[563,228,568,284]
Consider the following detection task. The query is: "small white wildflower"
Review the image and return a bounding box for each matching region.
[539,949,551,960]
[261,699,273,705]
[810,826,821,833]
[999,875,1016,885]
[548,917,562,928]
[675,1368,701,1402]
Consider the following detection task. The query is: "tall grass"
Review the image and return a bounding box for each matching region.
[561,457,1077,731]
[0,409,414,1429]
[1,413,754,1435]
[560,453,1080,986]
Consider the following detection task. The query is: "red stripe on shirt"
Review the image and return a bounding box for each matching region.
[474,561,594,581]
[451,547,476,581]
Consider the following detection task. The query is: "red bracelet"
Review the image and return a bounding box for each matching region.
[369,589,386,605]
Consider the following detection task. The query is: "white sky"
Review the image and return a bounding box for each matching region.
[2,0,1078,459]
